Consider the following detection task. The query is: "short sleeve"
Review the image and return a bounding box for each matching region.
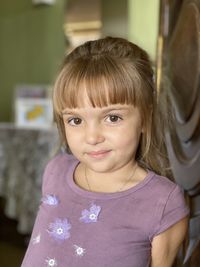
[41,152,74,195]
[151,185,189,239]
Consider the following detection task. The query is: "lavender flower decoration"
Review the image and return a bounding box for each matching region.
[32,233,41,245]
[42,194,59,206]
[80,204,101,223]
[45,257,57,267]
[47,218,71,241]
[74,245,86,256]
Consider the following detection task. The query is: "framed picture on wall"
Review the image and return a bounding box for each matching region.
[14,84,53,129]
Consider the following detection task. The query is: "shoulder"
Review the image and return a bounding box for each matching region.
[147,171,180,198]
[42,152,78,193]
[147,171,188,212]
[150,171,176,188]
[44,152,76,174]
[147,171,189,240]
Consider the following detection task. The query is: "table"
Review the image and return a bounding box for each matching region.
[0,123,59,234]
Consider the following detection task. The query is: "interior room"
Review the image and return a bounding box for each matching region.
[0,0,199,266]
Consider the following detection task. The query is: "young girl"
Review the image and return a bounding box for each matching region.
[21,37,189,267]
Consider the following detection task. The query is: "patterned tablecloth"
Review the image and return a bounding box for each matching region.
[0,123,60,234]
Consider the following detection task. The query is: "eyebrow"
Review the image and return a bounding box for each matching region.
[62,107,130,115]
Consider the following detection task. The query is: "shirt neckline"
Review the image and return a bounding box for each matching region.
[66,156,155,200]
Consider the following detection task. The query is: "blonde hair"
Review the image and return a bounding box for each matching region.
[53,37,171,178]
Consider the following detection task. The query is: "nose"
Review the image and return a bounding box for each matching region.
[85,124,105,145]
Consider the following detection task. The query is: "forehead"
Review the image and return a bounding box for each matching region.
[75,88,96,108]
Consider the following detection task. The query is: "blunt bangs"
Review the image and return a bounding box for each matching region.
[53,56,142,116]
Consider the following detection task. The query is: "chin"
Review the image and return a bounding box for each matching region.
[88,162,116,173]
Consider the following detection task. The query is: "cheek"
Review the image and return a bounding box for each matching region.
[121,134,140,149]
[105,132,131,151]
[64,129,85,152]
[64,129,77,145]
[110,125,142,144]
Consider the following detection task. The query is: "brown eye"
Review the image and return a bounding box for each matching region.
[106,115,122,123]
[68,117,82,126]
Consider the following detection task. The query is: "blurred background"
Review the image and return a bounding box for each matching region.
[0,0,199,267]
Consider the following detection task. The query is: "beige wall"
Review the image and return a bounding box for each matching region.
[128,0,160,61]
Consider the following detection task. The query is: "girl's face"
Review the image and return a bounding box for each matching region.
[62,95,143,175]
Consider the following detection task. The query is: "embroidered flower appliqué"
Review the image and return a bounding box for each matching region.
[74,245,86,256]
[45,257,57,267]
[47,218,71,241]
[80,204,101,223]
[32,233,41,245]
[42,194,59,206]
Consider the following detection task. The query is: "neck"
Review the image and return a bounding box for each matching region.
[75,161,144,193]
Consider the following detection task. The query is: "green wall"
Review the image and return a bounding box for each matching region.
[0,0,160,121]
[128,0,160,61]
[0,0,65,121]
[100,0,160,61]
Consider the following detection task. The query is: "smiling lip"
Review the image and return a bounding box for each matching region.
[87,150,111,158]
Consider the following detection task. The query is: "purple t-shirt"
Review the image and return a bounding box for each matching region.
[21,153,189,267]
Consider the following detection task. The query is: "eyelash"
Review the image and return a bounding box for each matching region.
[105,114,123,123]
[67,117,82,126]
[66,114,123,126]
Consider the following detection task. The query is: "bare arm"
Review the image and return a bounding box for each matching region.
[151,216,189,267]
